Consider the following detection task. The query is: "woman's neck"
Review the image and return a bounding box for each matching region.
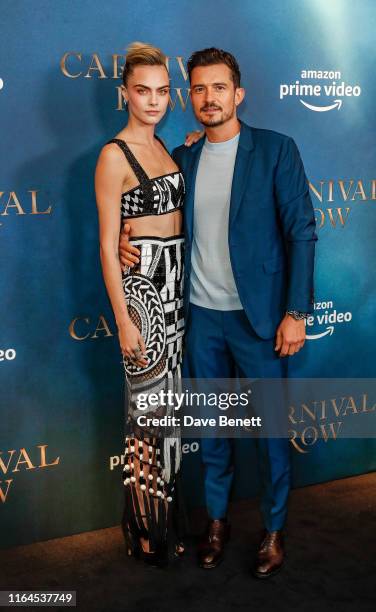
[121,116,156,146]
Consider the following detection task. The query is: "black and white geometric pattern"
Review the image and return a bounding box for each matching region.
[120,187,143,216]
[122,236,185,387]
[107,136,185,220]
[108,136,186,555]
[122,274,166,375]
[121,171,184,218]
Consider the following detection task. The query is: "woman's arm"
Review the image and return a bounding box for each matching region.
[95,145,147,367]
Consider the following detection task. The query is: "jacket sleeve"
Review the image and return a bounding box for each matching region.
[274,137,318,313]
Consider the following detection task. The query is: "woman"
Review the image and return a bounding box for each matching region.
[95,42,196,566]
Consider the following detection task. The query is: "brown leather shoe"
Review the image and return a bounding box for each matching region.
[253,530,285,579]
[198,519,231,569]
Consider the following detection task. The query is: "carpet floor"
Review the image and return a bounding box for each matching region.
[1,473,375,612]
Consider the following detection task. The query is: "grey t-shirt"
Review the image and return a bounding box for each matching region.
[190,132,243,310]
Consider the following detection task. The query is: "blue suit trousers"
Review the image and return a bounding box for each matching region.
[182,303,291,532]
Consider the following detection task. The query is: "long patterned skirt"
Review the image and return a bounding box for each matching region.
[121,234,186,560]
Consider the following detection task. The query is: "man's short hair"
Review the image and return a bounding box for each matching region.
[187,48,241,88]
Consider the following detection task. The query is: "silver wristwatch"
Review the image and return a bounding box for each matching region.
[286,310,308,321]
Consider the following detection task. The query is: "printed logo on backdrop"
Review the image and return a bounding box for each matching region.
[289,391,375,453]
[306,299,352,341]
[0,190,52,228]
[0,78,53,230]
[60,52,190,112]
[280,69,362,112]
[0,445,60,503]
[69,315,114,340]
[0,347,16,363]
[309,178,376,228]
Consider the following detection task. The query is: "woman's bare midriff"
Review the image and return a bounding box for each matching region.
[126,209,183,238]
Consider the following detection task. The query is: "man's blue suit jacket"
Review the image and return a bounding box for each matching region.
[172,120,317,340]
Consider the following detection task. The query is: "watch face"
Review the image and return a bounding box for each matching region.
[287,311,306,320]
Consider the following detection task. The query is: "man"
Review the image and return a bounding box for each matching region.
[119,48,317,577]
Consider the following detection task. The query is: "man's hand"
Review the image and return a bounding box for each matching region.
[275,314,306,357]
[119,222,141,271]
[184,129,205,147]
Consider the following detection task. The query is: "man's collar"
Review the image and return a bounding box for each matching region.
[187,119,254,153]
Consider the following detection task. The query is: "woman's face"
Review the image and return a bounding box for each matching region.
[122,64,170,125]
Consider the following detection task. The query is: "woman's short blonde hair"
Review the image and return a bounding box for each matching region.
[122,42,168,85]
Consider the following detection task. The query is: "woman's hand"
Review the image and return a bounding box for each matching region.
[118,319,148,367]
[184,129,205,147]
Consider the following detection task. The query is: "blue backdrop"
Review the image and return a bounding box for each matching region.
[1,0,375,548]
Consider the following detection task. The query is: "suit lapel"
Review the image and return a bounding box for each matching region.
[229,121,255,228]
[184,138,204,242]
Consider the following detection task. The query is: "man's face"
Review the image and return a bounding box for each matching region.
[189,63,244,127]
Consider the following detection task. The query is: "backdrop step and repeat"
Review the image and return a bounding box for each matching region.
[1,0,376,548]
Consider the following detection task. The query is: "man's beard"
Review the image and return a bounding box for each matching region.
[199,106,234,127]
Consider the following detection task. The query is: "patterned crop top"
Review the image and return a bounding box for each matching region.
[107,136,185,219]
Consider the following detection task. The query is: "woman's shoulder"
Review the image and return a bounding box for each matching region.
[98,137,127,164]
[96,138,132,183]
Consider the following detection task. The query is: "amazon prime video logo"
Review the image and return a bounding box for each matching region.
[279,70,361,112]
[305,299,352,341]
